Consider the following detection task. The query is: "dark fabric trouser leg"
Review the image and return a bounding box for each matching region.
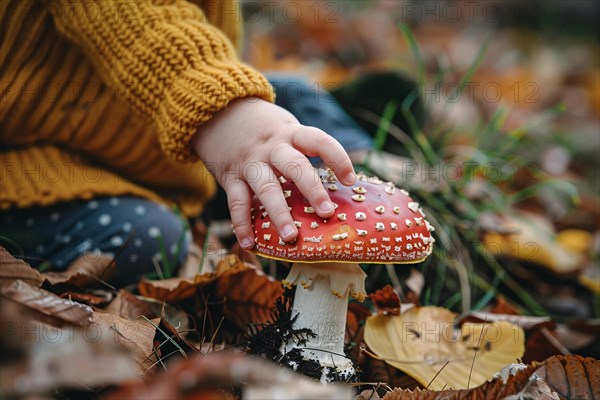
[267,74,374,161]
[0,196,191,287]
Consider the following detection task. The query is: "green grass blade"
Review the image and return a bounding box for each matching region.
[457,39,490,90]
[508,179,580,206]
[198,225,211,274]
[155,235,172,279]
[398,23,425,91]
[373,100,398,151]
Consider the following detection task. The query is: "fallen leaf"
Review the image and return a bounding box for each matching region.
[369,285,401,316]
[490,296,520,315]
[556,229,593,254]
[107,352,352,400]
[43,252,115,288]
[364,306,525,390]
[483,212,584,275]
[405,269,425,299]
[137,255,245,302]
[3,321,139,395]
[102,289,156,320]
[59,291,112,306]
[379,353,598,399]
[534,355,600,399]
[463,312,552,330]
[502,375,561,400]
[92,312,159,375]
[346,301,371,343]
[462,312,566,363]
[356,389,383,400]
[139,255,282,328]
[153,317,198,359]
[556,322,598,354]
[138,275,205,302]
[361,353,422,393]
[1,280,93,327]
[578,261,600,294]
[212,262,283,329]
[0,246,43,287]
[381,363,539,399]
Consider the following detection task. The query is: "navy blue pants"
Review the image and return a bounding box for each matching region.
[267,74,373,161]
[0,76,372,286]
[0,197,190,287]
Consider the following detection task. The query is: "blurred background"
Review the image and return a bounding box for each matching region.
[236,0,599,349]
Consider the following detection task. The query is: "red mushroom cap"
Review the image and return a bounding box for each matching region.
[251,170,435,264]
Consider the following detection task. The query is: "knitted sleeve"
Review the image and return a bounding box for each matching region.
[46,0,274,161]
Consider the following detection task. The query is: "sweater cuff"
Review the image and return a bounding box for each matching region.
[158,62,275,162]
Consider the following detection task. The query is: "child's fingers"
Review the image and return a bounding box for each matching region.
[224,181,255,249]
[270,145,335,219]
[291,126,356,186]
[244,162,298,242]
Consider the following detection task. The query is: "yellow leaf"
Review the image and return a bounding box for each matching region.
[482,213,583,274]
[364,306,525,390]
[555,229,592,254]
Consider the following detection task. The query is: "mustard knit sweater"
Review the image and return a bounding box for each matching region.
[0,0,274,216]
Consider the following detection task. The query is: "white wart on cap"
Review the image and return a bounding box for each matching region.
[251,171,435,264]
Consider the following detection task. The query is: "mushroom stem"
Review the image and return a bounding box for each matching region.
[282,262,366,381]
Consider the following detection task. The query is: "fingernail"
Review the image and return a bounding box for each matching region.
[281,224,296,239]
[319,201,334,214]
[240,237,254,249]
[345,172,356,184]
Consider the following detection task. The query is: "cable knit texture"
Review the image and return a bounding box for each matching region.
[1,0,274,215]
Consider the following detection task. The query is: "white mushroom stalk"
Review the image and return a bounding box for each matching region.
[282,262,366,381]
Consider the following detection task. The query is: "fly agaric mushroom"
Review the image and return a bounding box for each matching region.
[250,169,435,382]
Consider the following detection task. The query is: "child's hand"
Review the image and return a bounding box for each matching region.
[192,98,356,249]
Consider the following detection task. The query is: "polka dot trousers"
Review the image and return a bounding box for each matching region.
[0,196,191,287]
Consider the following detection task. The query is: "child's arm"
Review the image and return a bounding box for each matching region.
[192,98,355,248]
[46,0,274,161]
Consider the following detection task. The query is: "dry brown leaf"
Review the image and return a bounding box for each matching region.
[107,352,352,400]
[139,255,282,328]
[2,321,139,395]
[59,291,112,306]
[1,280,93,327]
[43,252,115,288]
[535,355,600,399]
[364,306,525,390]
[356,389,382,400]
[558,320,600,353]
[138,275,206,302]
[503,376,561,400]
[382,355,599,400]
[405,269,425,299]
[369,285,401,316]
[136,254,247,302]
[0,246,43,287]
[381,363,538,399]
[102,289,156,320]
[482,213,584,274]
[92,312,159,375]
[490,296,520,315]
[346,301,371,344]
[212,262,283,328]
[153,317,198,358]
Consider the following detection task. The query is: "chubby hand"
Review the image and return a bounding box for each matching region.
[192,98,356,249]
